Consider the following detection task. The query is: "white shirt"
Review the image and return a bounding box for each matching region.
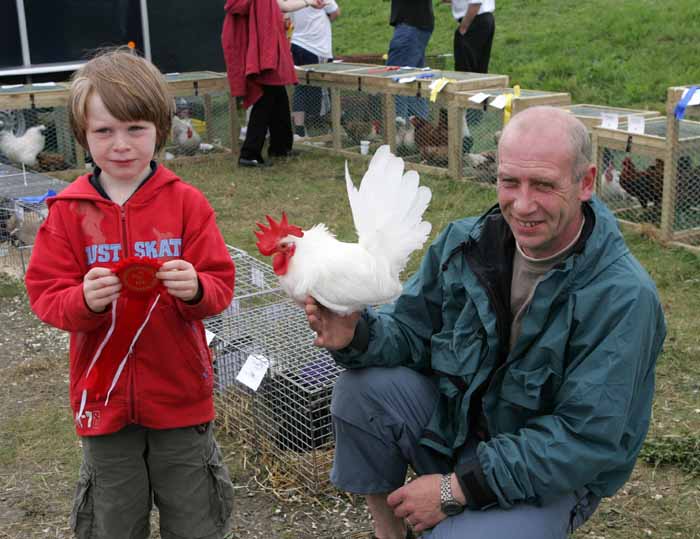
[451,0,495,21]
[289,1,339,59]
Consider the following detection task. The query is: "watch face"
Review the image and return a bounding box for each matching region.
[441,500,464,516]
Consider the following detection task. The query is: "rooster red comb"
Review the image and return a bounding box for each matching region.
[255,212,304,256]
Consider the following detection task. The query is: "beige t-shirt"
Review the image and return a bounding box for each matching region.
[509,219,585,350]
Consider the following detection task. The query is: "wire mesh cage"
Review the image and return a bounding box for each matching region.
[450,88,571,185]
[0,82,83,174]
[0,164,68,277]
[554,104,661,132]
[293,63,508,176]
[592,116,700,246]
[204,246,343,493]
[163,72,237,162]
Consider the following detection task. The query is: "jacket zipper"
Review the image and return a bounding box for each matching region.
[120,206,137,424]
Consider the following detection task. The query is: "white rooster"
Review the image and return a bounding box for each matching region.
[171,115,201,155]
[255,145,432,314]
[0,125,46,185]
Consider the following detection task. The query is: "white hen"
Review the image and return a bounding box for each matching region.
[171,115,201,154]
[0,125,46,185]
[255,145,432,314]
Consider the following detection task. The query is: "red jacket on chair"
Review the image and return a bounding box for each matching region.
[222,0,298,108]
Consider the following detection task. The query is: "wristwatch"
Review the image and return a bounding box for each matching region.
[440,474,464,516]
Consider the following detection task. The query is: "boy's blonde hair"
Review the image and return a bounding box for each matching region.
[68,48,173,153]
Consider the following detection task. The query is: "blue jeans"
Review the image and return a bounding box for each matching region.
[331,367,600,539]
[387,24,432,119]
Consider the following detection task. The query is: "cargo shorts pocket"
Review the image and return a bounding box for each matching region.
[207,441,235,529]
[69,464,94,538]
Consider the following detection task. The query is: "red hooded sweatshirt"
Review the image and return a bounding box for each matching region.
[221,0,298,108]
[25,165,235,436]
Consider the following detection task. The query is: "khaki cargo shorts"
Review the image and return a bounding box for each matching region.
[70,422,234,539]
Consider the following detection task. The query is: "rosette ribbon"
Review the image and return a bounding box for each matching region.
[75,257,164,428]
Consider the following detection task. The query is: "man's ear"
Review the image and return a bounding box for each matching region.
[578,164,596,201]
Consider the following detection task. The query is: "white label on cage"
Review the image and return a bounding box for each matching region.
[681,88,700,107]
[627,115,645,134]
[468,92,490,104]
[489,94,507,110]
[251,267,265,288]
[226,299,240,316]
[0,246,8,257]
[601,113,619,129]
[236,354,269,391]
[205,329,216,346]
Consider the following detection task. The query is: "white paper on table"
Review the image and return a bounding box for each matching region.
[489,94,507,109]
[468,92,490,104]
[397,76,417,84]
[681,88,700,107]
[600,113,619,129]
[1,84,23,89]
[205,329,216,346]
[627,115,645,134]
[33,82,57,87]
[236,354,269,391]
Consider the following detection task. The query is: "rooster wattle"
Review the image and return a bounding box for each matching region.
[255,145,432,315]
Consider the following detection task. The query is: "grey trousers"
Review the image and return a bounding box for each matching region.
[330,367,600,539]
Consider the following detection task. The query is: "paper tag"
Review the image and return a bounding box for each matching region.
[251,267,265,288]
[468,92,491,104]
[236,354,269,391]
[682,88,700,106]
[627,115,645,134]
[397,76,417,84]
[601,113,619,129]
[205,329,216,346]
[489,94,507,109]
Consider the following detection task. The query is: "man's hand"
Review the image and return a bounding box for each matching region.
[156,259,200,302]
[387,474,445,533]
[83,267,121,313]
[304,296,359,349]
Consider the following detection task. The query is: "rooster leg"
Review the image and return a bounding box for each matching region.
[22,163,27,186]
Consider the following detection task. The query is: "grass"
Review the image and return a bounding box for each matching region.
[332,0,700,111]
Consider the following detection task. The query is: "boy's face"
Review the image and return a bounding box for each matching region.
[85,93,157,186]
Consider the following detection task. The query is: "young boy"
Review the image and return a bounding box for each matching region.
[24,49,236,538]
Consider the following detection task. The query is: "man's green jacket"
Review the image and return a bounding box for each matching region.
[333,197,666,509]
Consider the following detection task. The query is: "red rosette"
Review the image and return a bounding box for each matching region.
[113,256,164,298]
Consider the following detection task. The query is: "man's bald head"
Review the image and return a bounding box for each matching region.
[498,106,593,182]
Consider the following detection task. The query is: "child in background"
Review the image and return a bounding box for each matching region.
[24,49,236,538]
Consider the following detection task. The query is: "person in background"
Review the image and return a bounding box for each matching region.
[305,106,666,539]
[25,49,236,538]
[387,0,434,120]
[289,0,341,139]
[448,0,495,73]
[221,0,324,168]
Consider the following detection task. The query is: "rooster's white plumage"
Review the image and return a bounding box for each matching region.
[255,145,432,314]
[0,125,46,185]
[171,115,201,154]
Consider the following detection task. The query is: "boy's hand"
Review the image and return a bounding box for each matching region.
[156,259,200,302]
[83,267,121,312]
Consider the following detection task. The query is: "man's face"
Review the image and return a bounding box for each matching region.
[497,129,594,259]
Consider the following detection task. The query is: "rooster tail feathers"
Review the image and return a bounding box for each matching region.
[345,145,432,275]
